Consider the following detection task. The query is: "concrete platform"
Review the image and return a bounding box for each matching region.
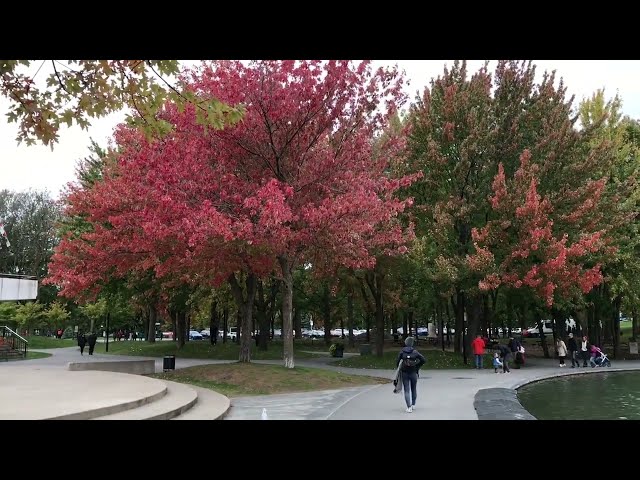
[0,367,167,420]
[68,360,155,375]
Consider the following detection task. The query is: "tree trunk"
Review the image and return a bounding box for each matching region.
[322,283,332,345]
[176,310,186,349]
[373,274,385,357]
[452,290,465,354]
[574,308,587,337]
[408,310,414,338]
[445,301,452,347]
[294,308,301,341]
[270,314,275,340]
[278,256,295,369]
[402,310,408,340]
[171,309,176,342]
[228,272,257,363]
[210,301,218,346]
[438,300,444,351]
[536,313,550,358]
[481,295,488,337]
[633,309,638,339]
[465,295,481,355]
[147,302,157,343]
[391,307,397,338]
[256,281,269,351]
[223,308,228,344]
[612,296,621,359]
[365,314,371,343]
[347,291,355,347]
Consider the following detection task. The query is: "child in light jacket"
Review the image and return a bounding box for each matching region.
[492,352,503,373]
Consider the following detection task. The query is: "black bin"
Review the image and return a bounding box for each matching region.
[163,355,176,372]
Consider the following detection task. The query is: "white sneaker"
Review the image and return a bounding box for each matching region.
[406,406,413,413]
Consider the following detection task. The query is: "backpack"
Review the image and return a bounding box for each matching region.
[403,351,420,368]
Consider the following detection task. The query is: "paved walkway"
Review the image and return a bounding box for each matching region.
[6,346,640,420]
[231,357,640,420]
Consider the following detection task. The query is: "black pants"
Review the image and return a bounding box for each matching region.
[79,344,85,355]
[570,351,580,367]
[88,343,95,355]
[581,350,589,367]
[502,353,510,372]
[559,355,565,365]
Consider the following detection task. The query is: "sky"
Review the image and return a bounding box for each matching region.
[2,60,640,198]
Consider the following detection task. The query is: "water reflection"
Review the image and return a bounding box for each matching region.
[517,371,640,420]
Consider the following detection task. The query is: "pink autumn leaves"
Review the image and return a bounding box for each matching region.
[467,150,606,306]
[48,60,418,300]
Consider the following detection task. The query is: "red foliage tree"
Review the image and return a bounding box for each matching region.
[48,60,417,367]
[467,149,608,308]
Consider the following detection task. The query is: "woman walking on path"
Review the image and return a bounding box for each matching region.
[395,337,426,413]
[556,337,568,367]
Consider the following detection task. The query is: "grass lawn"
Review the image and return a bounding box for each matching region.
[153,363,388,397]
[25,337,75,349]
[334,348,491,369]
[4,351,52,361]
[96,340,318,360]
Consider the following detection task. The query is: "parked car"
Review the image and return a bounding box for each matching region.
[200,329,211,339]
[189,330,203,340]
[162,331,174,339]
[226,327,238,341]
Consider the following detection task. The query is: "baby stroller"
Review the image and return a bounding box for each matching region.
[591,347,611,368]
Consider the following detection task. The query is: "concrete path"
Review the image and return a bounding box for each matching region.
[7,346,640,420]
[241,357,640,420]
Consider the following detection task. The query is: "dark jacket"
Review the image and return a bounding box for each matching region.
[567,337,578,352]
[77,335,86,347]
[396,346,426,373]
[508,338,521,353]
[498,344,511,358]
[87,334,97,347]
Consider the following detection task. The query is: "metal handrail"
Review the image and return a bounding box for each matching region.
[0,325,28,344]
[0,325,28,358]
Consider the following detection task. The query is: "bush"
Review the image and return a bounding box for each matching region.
[329,342,344,357]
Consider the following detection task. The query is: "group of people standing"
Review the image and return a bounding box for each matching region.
[471,335,525,373]
[77,332,97,355]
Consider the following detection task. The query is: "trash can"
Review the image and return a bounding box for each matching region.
[163,355,176,372]
[359,344,371,356]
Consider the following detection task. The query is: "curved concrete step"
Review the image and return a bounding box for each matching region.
[94,380,197,420]
[172,384,231,420]
[0,368,168,420]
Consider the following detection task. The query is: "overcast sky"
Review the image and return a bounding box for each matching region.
[2,60,640,198]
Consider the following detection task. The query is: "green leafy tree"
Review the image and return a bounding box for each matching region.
[79,298,107,333]
[44,301,71,330]
[14,302,45,334]
[0,60,244,148]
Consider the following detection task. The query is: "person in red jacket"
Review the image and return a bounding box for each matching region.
[472,334,486,369]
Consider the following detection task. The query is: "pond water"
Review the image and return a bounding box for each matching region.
[517,371,640,420]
